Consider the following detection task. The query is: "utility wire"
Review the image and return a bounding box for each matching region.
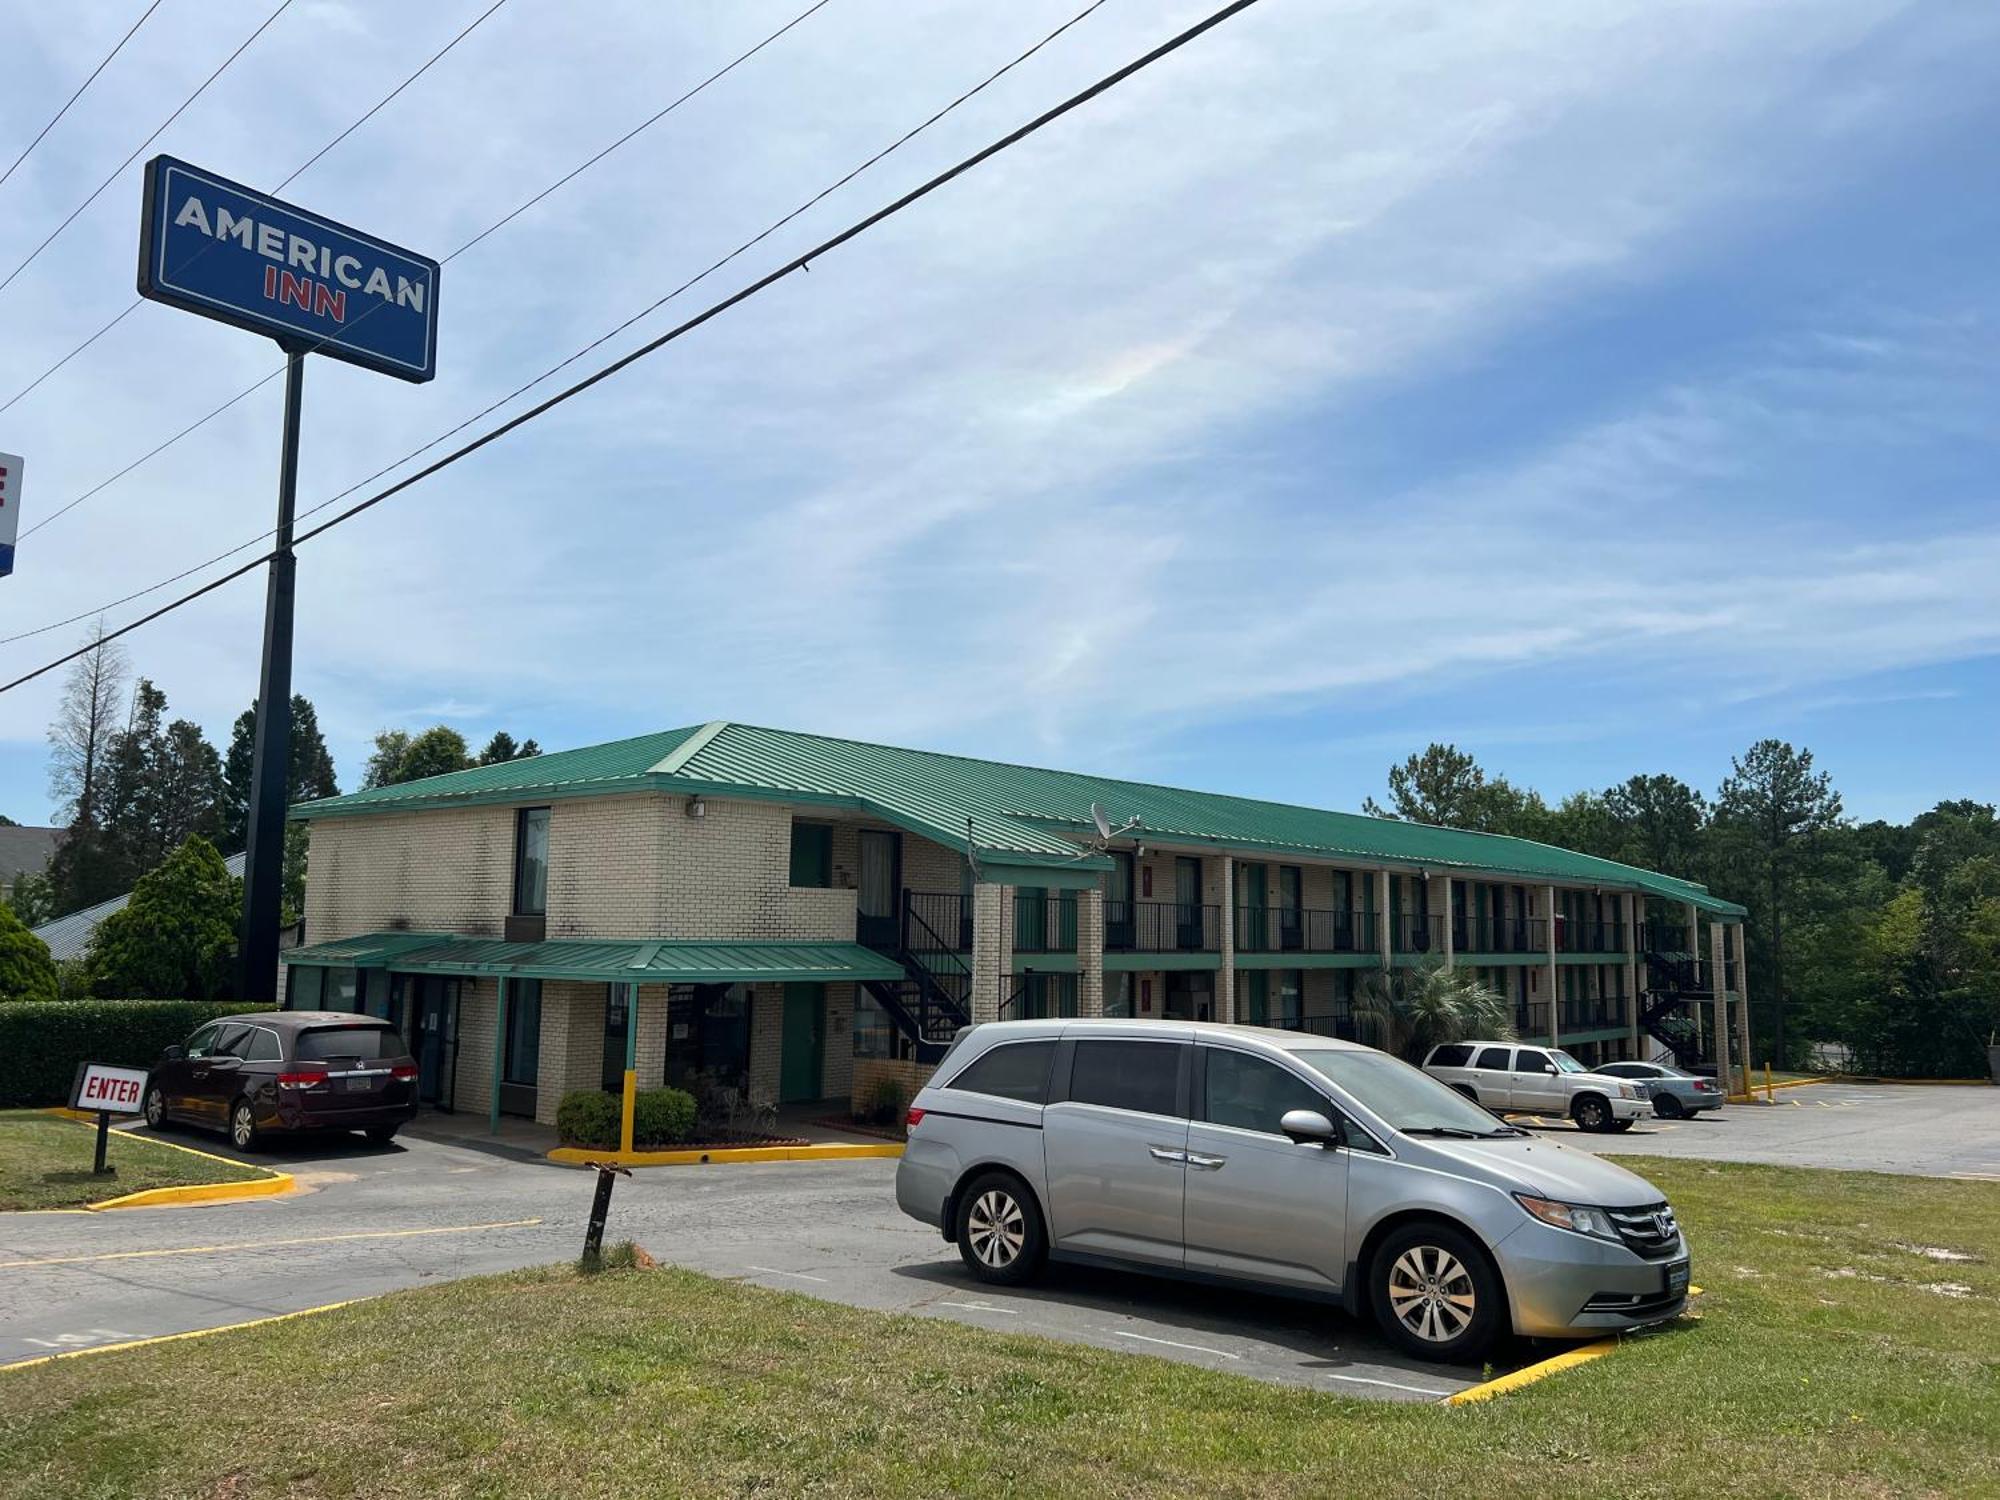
[0,0,295,299]
[9,0,836,532]
[0,0,511,420]
[0,0,168,193]
[3,0,1099,643]
[0,0,1262,697]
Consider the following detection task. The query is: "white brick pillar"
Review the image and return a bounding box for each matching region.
[970,882,1011,1024]
[1428,873,1454,967]
[1709,916,1733,1095]
[1623,892,1642,1057]
[1375,870,1392,969]
[634,984,668,1089]
[1544,884,1560,1047]
[1217,854,1236,1022]
[1077,888,1105,1018]
[1732,922,1754,1091]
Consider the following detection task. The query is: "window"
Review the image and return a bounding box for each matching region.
[210,1024,253,1058]
[853,991,895,1060]
[1069,1039,1182,1116]
[513,807,551,916]
[245,1028,283,1062]
[297,1024,403,1062]
[327,966,360,1013]
[1275,970,1303,1029]
[947,1040,1056,1104]
[288,965,324,1009]
[1203,1048,1332,1136]
[789,820,832,887]
[1473,1046,1512,1071]
[182,1022,223,1058]
[503,979,543,1085]
[1103,973,1133,1018]
[1429,1044,1473,1068]
[1514,1048,1552,1073]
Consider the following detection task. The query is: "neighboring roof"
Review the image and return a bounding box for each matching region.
[0,825,60,884]
[281,932,907,985]
[292,721,1747,918]
[33,850,249,962]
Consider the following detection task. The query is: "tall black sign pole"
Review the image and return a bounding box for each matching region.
[239,342,305,1003]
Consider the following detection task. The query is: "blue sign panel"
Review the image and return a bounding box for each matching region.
[138,155,439,382]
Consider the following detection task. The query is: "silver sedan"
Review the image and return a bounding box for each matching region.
[1596,1061,1726,1118]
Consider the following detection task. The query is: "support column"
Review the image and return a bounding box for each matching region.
[1375,870,1392,969]
[1732,922,1754,1095]
[1623,892,1642,1057]
[1544,885,1560,1047]
[1709,915,1731,1094]
[1218,854,1236,1022]
[1428,873,1454,967]
[490,976,509,1135]
[619,981,639,1154]
[970,882,1011,1024]
[1077,888,1105,1018]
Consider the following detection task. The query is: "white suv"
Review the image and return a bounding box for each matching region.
[1422,1042,1648,1133]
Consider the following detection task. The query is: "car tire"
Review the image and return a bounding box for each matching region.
[1653,1093,1685,1120]
[143,1083,169,1131]
[1572,1094,1615,1133]
[1609,1118,1636,1132]
[954,1171,1046,1287]
[229,1098,261,1152]
[364,1124,399,1146]
[1369,1220,1505,1363]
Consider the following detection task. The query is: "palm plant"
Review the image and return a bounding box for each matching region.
[1353,961,1514,1063]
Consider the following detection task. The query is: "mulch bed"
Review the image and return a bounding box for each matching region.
[810,1117,908,1143]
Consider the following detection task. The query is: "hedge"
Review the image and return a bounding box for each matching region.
[555,1086,698,1149]
[0,1000,240,1109]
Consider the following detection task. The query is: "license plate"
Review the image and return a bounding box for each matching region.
[1665,1259,1691,1296]
[341,1074,376,1092]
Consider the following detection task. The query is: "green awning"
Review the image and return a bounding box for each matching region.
[281,932,906,985]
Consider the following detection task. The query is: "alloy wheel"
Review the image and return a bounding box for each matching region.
[966,1189,1026,1269]
[1387,1244,1476,1345]
[231,1103,255,1149]
[144,1087,165,1129]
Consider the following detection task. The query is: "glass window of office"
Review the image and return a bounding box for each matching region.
[789,820,832,888]
[504,979,543,1087]
[513,807,551,915]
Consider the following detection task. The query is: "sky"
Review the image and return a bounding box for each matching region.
[0,0,1995,830]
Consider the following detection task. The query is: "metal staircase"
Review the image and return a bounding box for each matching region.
[858,891,972,1063]
[1640,923,1711,1069]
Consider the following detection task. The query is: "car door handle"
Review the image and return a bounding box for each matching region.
[1185,1153,1226,1171]
[1148,1146,1187,1164]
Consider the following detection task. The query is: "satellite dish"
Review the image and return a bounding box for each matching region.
[1066,803,1142,860]
[963,817,982,883]
[1091,802,1113,841]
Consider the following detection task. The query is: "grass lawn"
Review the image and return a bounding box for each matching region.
[3,1159,1998,1498]
[0,1111,269,1211]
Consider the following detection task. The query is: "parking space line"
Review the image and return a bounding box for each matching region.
[1322,1371,1456,1397]
[1112,1330,1240,1359]
[744,1265,828,1283]
[0,1218,543,1270]
[939,1300,1019,1315]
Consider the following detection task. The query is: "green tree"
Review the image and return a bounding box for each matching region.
[0,901,59,1003]
[44,620,131,913]
[222,694,340,848]
[96,679,226,889]
[361,729,413,790]
[394,727,472,783]
[85,835,240,1000]
[476,731,541,766]
[1352,962,1514,1062]
[1601,774,1709,880]
[1714,740,1844,1065]
[1364,744,1548,835]
[5,869,57,927]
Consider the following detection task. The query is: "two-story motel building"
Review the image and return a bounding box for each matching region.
[280,721,1753,1130]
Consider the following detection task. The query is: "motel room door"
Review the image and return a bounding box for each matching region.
[857,830,901,950]
[780,983,826,1103]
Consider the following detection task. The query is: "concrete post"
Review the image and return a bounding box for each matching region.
[1428,873,1454,967]
[970,882,1011,1025]
[1077,888,1105,1018]
[1732,921,1754,1094]
[1375,870,1392,969]
[1708,915,1731,1093]
[1218,854,1236,1023]
[1544,885,1560,1047]
[1623,892,1642,1058]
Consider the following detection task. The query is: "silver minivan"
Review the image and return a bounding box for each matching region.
[895,1019,1690,1361]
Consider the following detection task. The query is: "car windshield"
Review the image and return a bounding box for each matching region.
[1291,1049,1522,1136]
[296,1025,401,1062]
[1549,1050,1589,1074]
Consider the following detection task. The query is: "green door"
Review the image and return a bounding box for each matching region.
[780,983,825,1103]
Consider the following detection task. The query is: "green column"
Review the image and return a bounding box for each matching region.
[490,976,509,1134]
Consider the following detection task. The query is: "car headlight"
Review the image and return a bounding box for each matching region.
[1617,1083,1639,1100]
[1516,1193,1623,1243]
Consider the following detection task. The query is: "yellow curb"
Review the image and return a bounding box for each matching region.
[38,1109,294,1211]
[0,1298,362,1373]
[1444,1338,1617,1405]
[547,1141,904,1167]
[1833,1076,1990,1087]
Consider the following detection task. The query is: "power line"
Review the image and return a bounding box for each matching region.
[0,0,167,193]
[0,0,295,300]
[8,0,837,530]
[0,0,1263,698]
[3,0,1101,644]
[0,0,511,420]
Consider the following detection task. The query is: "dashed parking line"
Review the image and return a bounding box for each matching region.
[939,1300,1019,1315]
[0,1219,543,1271]
[1112,1329,1241,1359]
[744,1265,828,1283]
[1320,1371,1455,1397]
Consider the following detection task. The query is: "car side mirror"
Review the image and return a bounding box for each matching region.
[1542,1064,1558,1075]
[1280,1109,1338,1147]
[162,1045,184,1061]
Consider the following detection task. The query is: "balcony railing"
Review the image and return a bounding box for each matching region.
[1455,916,1548,954]
[1013,892,1079,954]
[1390,912,1445,956]
[1557,919,1628,954]
[1560,997,1621,1030]
[1235,906,1374,954]
[904,890,971,954]
[1515,1002,1551,1038]
[1106,899,1219,953]
[1643,921,1691,953]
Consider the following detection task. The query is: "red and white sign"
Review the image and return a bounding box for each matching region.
[72,1063,149,1115]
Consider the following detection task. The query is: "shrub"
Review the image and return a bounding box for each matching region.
[0,999,241,1108]
[86,836,240,1001]
[555,1090,620,1149]
[858,1075,908,1127]
[632,1087,697,1147]
[0,904,59,1004]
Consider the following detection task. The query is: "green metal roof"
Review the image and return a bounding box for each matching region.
[281,932,907,984]
[294,720,1746,918]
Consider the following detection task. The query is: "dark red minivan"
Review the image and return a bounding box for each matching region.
[145,1011,420,1151]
